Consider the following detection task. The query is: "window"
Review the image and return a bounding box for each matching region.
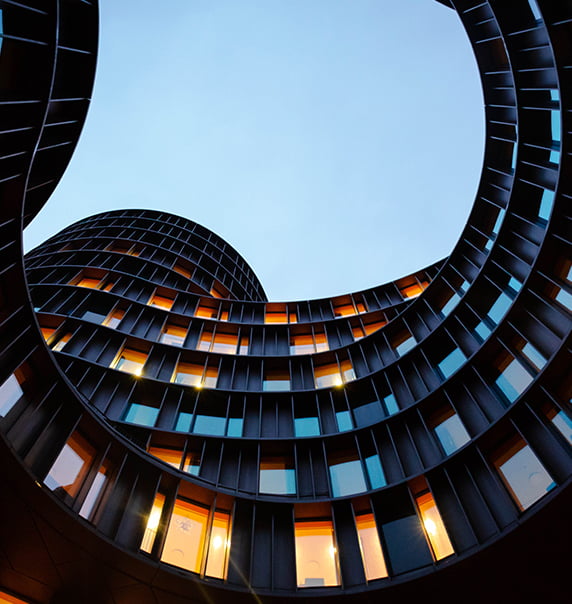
[436,348,466,379]
[333,299,356,317]
[295,519,340,587]
[355,513,388,580]
[238,336,249,355]
[141,493,165,554]
[415,491,455,560]
[329,456,367,497]
[161,500,231,579]
[335,410,353,432]
[399,280,429,299]
[545,407,572,445]
[314,359,355,389]
[173,261,193,279]
[265,304,289,323]
[183,451,201,475]
[79,459,113,521]
[124,402,159,427]
[365,454,386,488]
[494,355,533,403]
[198,330,238,354]
[259,458,296,494]
[112,348,147,376]
[44,432,95,499]
[0,373,24,417]
[148,291,175,310]
[0,591,31,603]
[263,369,290,392]
[294,416,320,437]
[173,363,218,388]
[493,438,555,511]
[227,417,243,437]
[195,302,219,319]
[75,276,102,289]
[210,284,228,299]
[160,323,187,346]
[362,318,387,336]
[41,327,56,342]
[433,410,470,455]
[52,332,72,352]
[104,309,124,329]
[148,447,183,469]
[392,331,415,357]
[290,330,328,355]
[383,394,399,415]
[193,414,226,436]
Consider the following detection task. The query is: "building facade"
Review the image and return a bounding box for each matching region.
[0,1,571,603]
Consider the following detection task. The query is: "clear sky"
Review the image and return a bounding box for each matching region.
[24,0,484,301]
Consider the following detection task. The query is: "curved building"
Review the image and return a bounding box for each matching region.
[1,1,571,603]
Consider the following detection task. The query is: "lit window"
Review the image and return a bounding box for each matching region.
[238,336,249,355]
[259,458,296,494]
[41,327,56,342]
[355,513,388,580]
[124,402,159,427]
[104,309,124,329]
[79,459,113,521]
[290,333,316,355]
[148,291,175,311]
[415,491,455,560]
[493,439,555,511]
[112,348,147,376]
[0,373,24,417]
[161,499,208,573]
[363,319,387,336]
[263,369,290,392]
[433,410,470,455]
[173,363,217,388]
[333,299,356,317]
[173,262,193,279]
[44,432,95,499]
[210,284,228,299]
[75,277,101,289]
[329,456,367,497]
[352,325,366,340]
[0,590,31,603]
[400,280,429,299]
[205,509,231,578]
[211,332,239,354]
[160,323,187,346]
[265,304,288,323]
[52,332,72,352]
[193,414,226,436]
[148,447,183,469]
[295,519,340,587]
[183,451,201,475]
[141,493,165,553]
[314,362,343,389]
[195,303,218,319]
[520,342,547,371]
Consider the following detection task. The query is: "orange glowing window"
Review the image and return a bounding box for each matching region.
[211,332,238,354]
[356,300,367,313]
[104,309,124,329]
[290,334,315,355]
[363,319,387,335]
[0,591,31,604]
[76,277,101,289]
[400,281,428,299]
[239,335,249,355]
[295,519,340,588]
[148,447,183,469]
[265,305,288,323]
[173,363,218,388]
[314,331,329,352]
[352,325,366,340]
[416,491,454,560]
[112,348,147,376]
[197,331,213,352]
[314,363,343,388]
[263,369,290,392]
[195,303,218,319]
[355,513,388,580]
[102,281,115,292]
[210,284,228,299]
[44,432,95,499]
[205,509,231,578]
[41,327,56,342]
[148,292,175,310]
[141,493,165,554]
[173,262,193,279]
[333,301,356,317]
[161,323,187,346]
[52,332,72,352]
[289,312,298,323]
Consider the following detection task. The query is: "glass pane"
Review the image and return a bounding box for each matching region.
[329,459,366,497]
[365,455,386,488]
[495,358,533,403]
[44,433,95,498]
[549,410,572,445]
[356,513,388,580]
[0,373,23,417]
[148,447,182,469]
[227,417,243,437]
[434,413,470,455]
[416,492,455,560]
[161,499,208,573]
[259,460,296,494]
[336,410,353,432]
[193,414,226,436]
[175,412,193,432]
[295,416,320,437]
[437,348,466,379]
[79,461,111,520]
[124,403,159,427]
[205,510,231,578]
[183,452,201,476]
[295,520,339,587]
[495,442,555,511]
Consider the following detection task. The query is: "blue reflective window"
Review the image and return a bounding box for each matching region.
[294,416,320,437]
[365,454,386,488]
[395,334,415,357]
[538,190,554,221]
[336,410,353,432]
[492,209,505,236]
[175,412,192,432]
[551,110,561,143]
[521,342,546,371]
[511,143,518,171]
[354,401,383,427]
[259,461,296,495]
[475,321,491,341]
[441,292,461,317]
[434,414,470,455]
[193,414,226,436]
[227,417,243,437]
[549,149,560,165]
[495,358,533,403]
[555,288,572,311]
[329,459,367,497]
[528,0,541,21]
[124,403,158,427]
[384,394,399,415]
[550,89,559,102]
[550,411,572,445]
[437,348,466,379]
[488,292,512,324]
[0,374,23,417]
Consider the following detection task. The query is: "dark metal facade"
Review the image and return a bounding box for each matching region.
[0,1,571,603]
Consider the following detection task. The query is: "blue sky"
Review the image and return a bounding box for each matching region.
[24,0,484,301]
